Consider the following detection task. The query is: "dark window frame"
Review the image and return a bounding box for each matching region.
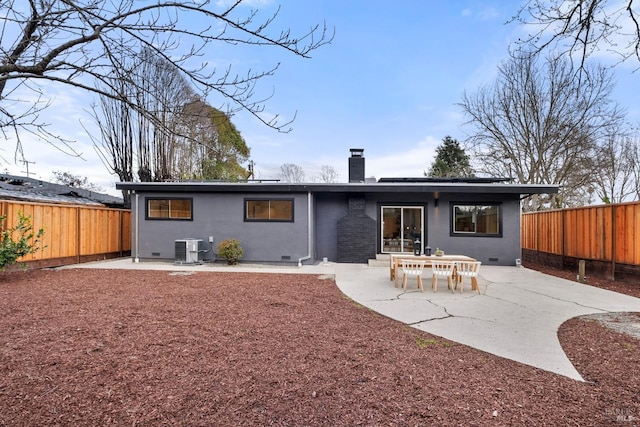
[145,197,194,221]
[244,198,295,222]
[450,202,502,237]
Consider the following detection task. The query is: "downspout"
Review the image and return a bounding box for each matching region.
[134,191,140,263]
[298,191,312,267]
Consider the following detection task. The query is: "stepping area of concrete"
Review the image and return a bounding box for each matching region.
[69,258,640,381]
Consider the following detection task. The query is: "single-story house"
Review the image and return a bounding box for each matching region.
[116,149,558,266]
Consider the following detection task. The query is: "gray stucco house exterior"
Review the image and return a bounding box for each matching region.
[116,149,557,266]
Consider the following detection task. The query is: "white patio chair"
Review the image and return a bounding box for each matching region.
[455,261,482,294]
[431,261,456,293]
[401,260,426,292]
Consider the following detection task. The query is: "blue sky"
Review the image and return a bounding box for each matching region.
[5,0,640,194]
[233,0,520,181]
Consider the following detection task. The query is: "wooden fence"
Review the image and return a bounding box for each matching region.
[1,200,131,270]
[522,201,640,281]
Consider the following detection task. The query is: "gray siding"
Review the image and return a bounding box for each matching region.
[425,193,521,266]
[314,194,348,262]
[367,192,521,266]
[131,192,313,264]
[130,189,522,266]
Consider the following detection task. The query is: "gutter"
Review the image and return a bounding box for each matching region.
[298,191,312,267]
[134,192,140,263]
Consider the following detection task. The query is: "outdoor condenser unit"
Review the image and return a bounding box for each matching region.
[174,239,203,264]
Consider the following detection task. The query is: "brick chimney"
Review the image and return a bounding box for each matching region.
[348,148,365,183]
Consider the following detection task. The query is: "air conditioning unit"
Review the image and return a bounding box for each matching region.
[174,239,203,264]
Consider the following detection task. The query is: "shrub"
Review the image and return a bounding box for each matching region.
[216,239,243,265]
[0,213,45,271]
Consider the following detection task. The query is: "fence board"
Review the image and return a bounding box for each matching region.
[0,200,130,267]
[617,204,638,265]
[78,208,124,256]
[635,205,640,264]
[522,201,640,278]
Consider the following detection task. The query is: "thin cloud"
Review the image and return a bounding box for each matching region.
[460,5,502,21]
[478,7,500,21]
[366,137,440,180]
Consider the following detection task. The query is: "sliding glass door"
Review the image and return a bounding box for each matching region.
[381,206,423,253]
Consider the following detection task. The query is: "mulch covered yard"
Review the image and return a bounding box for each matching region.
[1,268,639,426]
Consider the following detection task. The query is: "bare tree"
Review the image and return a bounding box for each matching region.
[280,163,305,183]
[135,48,195,182]
[91,51,250,204]
[512,0,640,73]
[0,1,332,161]
[51,170,104,192]
[459,51,625,210]
[591,131,638,203]
[90,75,135,192]
[628,133,640,200]
[90,47,194,201]
[317,165,340,183]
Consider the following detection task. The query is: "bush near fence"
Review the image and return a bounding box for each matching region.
[0,200,131,271]
[522,201,640,283]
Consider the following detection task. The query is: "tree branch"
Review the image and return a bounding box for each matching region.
[0,0,333,156]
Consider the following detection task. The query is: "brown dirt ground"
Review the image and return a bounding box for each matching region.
[0,266,639,426]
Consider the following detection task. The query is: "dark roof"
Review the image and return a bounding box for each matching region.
[0,174,124,207]
[116,179,558,196]
[377,177,512,184]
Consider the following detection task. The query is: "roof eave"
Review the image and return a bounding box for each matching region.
[116,181,558,195]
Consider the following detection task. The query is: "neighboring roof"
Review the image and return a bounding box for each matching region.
[0,174,124,207]
[116,179,558,196]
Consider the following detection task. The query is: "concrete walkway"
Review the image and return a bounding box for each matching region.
[334,263,640,381]
[68,258,640,381]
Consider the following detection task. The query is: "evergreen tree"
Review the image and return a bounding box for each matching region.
[180,99,250,181]
[425,136,474,178]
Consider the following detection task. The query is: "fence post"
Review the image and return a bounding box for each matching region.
[119,210,124,256]
[578,260,586,283]
[610,204,616,281]
[561,209,566,269]
[76,206,81,264]
[0,201,7,230]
